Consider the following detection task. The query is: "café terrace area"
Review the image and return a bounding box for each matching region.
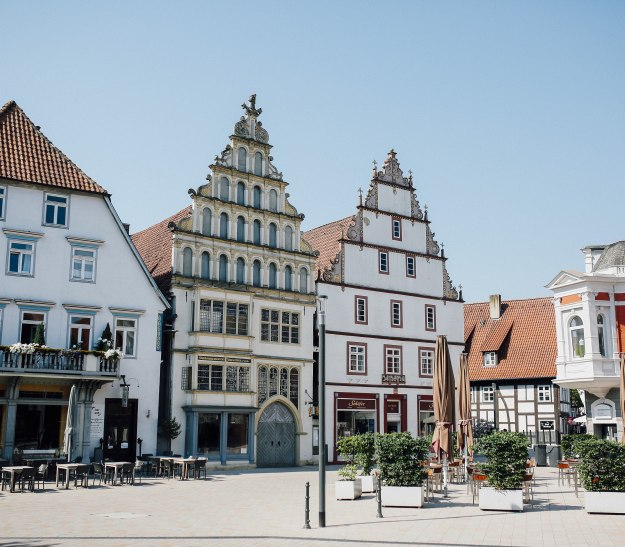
[0,465,624,547]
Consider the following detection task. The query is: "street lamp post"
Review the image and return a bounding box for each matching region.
[317,295,328,528]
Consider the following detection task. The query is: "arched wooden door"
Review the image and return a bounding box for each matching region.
[257,402,296,467]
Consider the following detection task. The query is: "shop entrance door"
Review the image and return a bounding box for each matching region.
[103,398,137,462]
[256,402,296,467]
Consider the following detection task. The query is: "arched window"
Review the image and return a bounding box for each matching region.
[219,254,228,282]
[570,316,585,358]
[269,263,277,289]
[219,212,229,239]
[284,265,293,291]
[236,182,246,205]
[299,267,308,294]
[236,216,246,242]
[269,223,277,248]
[252,260,261,287]
[285,225,294,251]
[201,208,212,236]
[182,247,193,276]
[219,177,230,201]
[598,314,607,357]
[253,219,261,245]
[237,148,247,171]
[201,251,210,279]
[254,152,263,176]
[253,186,262,208]
[236,257,245,284]
[269,189,278,212]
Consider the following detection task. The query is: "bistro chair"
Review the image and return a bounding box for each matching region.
[74,464,90,488]
[1,468,14,491]
[193,458,208,480]
[91,462,105,486]
[121,463,135,485]
[472,471,488,505]
[20,468,36,492]
[161,459,174,480]
[133,461,144,484]
[148,457,160,478]
[557,461,573,486]
[141,454,154,476]
[523,472,534,504]
[35,464,48,490]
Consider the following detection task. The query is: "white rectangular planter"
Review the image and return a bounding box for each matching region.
[585,491,625,514]
[381,486,424,508]
[479,488,523,512]
[360,475,378,493]
[335,478,362,500]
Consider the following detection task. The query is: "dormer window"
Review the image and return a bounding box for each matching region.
[483,352,497,367]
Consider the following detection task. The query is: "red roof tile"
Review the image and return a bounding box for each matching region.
[303,216,353,275]
[464,297,557,381]
[0,100,106,194]
[131,207,192,293]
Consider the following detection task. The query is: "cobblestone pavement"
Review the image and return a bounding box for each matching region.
[1,466,624,546]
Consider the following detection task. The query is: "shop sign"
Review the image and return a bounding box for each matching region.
[226,357,252,363]
[121,386,129,408]
[386,401,400,414]
[381,374,406,384]
[198,355,225,361]
[337,398,376,410]
[540,420,554,430]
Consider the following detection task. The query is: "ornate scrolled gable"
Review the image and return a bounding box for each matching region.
[443,264,459,300]
[322,244,344,283]
[426,225,440,256]
[411,193,424,220]
[345,211,363,242]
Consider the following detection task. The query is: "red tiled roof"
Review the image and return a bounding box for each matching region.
[0,100,106,194]
[131,207,192,293]
[464,297,557,381]
[303,216,353,275]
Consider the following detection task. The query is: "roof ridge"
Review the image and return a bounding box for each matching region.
[0,100,17,117]
[465,296,552,307]
[132,206,192,237]
[304,215,353,234]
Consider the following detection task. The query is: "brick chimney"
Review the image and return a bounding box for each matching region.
[489,294,502,320]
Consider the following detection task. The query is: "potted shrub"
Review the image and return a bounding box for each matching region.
[335,436,362,500]
[578,438,625,514]
[474,431,528,511]
[560,433,594,459]
[354,433,378,493]
[376,432,428,507]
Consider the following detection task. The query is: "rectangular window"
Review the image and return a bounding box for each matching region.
[482,385,494,402]
[7,239,35,276]
[347,343,366,374]
[355,296,368,324]
[225,302,249,336]
[392,218,402,240]
[391,300,403,328]
[68,315,93,350]
[483,352,498,367]
[261,309,299,344]
[71,247,96,282]
[0,186,6,220]
[425,305,436,331]
[538,385,552,402]
[379,251,389,274]
[181,366,191,390]
[406,255,415,277]
[197,364,249,392]
[20,311,45,343]
[114,317,137,357]
[199,300,224,333]
[43,193,68,227]
[385,345,402,374]
[419,348,434,377]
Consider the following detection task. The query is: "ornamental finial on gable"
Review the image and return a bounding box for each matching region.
[242,94,262,117]
[376,149,410,186]
[234,94,269,143]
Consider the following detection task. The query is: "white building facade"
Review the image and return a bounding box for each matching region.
[0,101,168,464]
[134,96,317,466]
[305,150,464,462]
[547,242,625,441]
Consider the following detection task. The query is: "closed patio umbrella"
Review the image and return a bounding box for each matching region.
[431,335,455,495]
[619,353,625,443]
[457,353,473,479]
[63,385,77,462]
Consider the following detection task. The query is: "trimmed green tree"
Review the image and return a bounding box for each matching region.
[560,433,595,459]
[474,431,528,490]
[578,439,625,492]
[375,432,428,487]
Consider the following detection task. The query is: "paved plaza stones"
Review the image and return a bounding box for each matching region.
[1,466,624,546]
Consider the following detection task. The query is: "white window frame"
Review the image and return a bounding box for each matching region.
[392,219,401,240]
[260,309,300,344]
[0,186,6,220]
[355,296,367,324]
[43,193,69,228]
[68,314,94,350]
[391,301,402,327]
[406,255,415,277]
[19,309,47,344]
[7,238,36,276]
[114,316,138,358]
[379,251,389,273]
[348,344,366,374]
[483,352,498,367]
[482,385,495,402]
[538,385,552,402]
[419,349,434,376]
[425,305,436,331]
[385,346,401,374]
[70,245,97,282]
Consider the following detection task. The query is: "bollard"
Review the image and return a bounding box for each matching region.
[303,481,311,529]
[376,478,383,518]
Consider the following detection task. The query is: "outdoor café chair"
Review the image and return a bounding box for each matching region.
[91,462,104,486]
[558,461,573,486]
[35,464,48,490]
[1,468,12,491]
[20,468,36,492]
[472,471,488,505]
[193,458,207,479]
[523,472,534,504]
[121,463,135,485]
[161,459,174,479]
[74,464,90,488]
[133,460,144,484]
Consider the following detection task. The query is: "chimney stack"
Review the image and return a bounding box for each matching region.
[489,294,502,320]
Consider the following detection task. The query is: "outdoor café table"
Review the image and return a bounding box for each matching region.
[172,457,196,480]
[2,466,32,493]
[55,463,83,489]
[104,461,131,485]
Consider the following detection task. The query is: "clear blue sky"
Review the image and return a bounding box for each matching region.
[3,1,624,303]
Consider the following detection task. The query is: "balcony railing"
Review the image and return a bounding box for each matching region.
[0,348,119,376]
